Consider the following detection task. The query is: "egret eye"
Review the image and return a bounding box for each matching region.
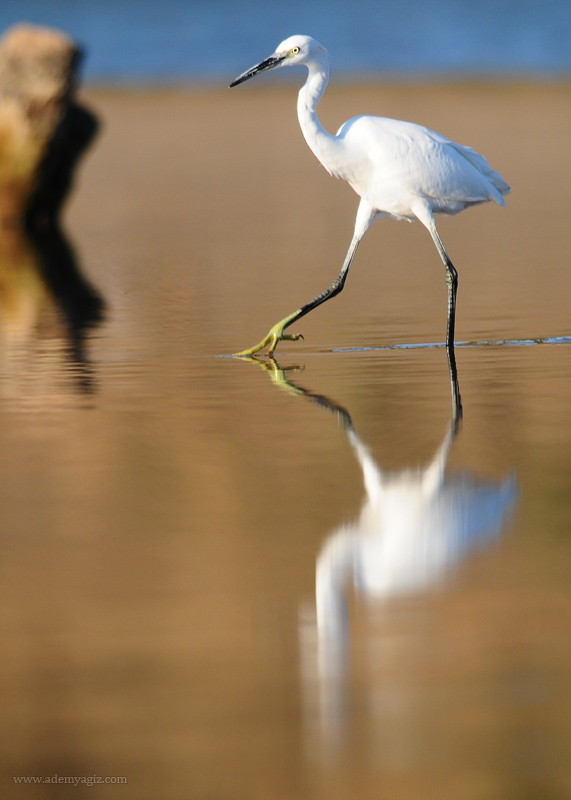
[291,46,300,54]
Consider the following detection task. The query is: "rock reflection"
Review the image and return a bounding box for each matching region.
[0,224,105,396]
[0,26,105,398]
[253,353,517,758]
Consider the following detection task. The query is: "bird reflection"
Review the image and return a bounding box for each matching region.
[0,223,105,395]
[250,351,517,755]
[315,407,516,637]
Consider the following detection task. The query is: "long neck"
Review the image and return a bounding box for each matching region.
[296,59,340,175]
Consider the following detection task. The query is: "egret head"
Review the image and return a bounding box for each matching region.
[230,35,326,87]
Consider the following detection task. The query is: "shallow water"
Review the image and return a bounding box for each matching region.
[0,86,571,799]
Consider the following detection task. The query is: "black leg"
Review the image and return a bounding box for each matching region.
[234,228,364,356]
[445,258,458,349]
[234,200,376,357]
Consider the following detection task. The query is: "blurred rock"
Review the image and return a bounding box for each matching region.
[0,24,98,228]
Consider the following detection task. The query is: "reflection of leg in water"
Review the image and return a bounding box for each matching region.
[246,354,354,431]
[244,340,462,433]
[446,341,463,425]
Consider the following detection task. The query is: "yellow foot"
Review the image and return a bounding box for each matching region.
[234,312,304,357]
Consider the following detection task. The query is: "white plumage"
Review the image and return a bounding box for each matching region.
[339,116,510,214]
[231,35,510,356]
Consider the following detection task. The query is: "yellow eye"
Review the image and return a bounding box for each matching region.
[291,46,300,54]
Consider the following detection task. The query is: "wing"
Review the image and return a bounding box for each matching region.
[338,116,509,207]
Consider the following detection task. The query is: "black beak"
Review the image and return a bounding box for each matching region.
[229,54,286,87]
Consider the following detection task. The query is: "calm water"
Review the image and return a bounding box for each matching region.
[1,84,571,798]
[0,0,571,81]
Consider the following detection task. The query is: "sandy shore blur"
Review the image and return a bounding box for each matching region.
[69,81,571,354]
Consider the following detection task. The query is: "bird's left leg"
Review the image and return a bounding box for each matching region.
[235,199,377,357]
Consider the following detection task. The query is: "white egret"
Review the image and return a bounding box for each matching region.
[230,35,510,356]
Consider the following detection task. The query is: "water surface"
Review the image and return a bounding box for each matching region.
[0,85,570,798]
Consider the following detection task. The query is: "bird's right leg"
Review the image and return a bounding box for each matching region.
[427,222,458,349]
[428,225,461,413]
[234,199,376,357]
[414,204,462,416]
[413,203,459,349]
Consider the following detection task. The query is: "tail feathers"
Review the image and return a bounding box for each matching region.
[486,171,511,206]
[450,142,511,205]
[489,169,511,197]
